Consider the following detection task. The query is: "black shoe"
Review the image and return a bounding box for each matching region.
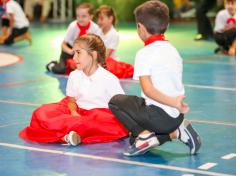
[178,120,201,155]
[46,60,57,72]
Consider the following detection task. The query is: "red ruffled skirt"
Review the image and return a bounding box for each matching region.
[19,97,128,144]
[66,57,134,79]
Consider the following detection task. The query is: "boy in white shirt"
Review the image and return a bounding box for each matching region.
[109,0,201,156]
[46,3,100,74]
[0,0,31,45]
[214,0,236,55]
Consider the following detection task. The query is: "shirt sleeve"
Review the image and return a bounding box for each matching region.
[106,33,119,50]
[6,3,14,14]
[214,11,226,32]
[107,76,125,97]
[64,22,76,43]
[133,50,151,80]
[66,73,77,97]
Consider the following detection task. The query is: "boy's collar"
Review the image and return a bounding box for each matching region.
[144,34,166,46]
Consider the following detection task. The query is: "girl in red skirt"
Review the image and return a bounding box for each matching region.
[95,5,134,79]
[19,34,128,146]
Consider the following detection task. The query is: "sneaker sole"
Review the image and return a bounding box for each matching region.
[184,120,201,155]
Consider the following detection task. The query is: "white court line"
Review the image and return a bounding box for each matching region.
[222,153,236,160]
[0,100,39,107]
[120,79,236,92]
[198,163,218,170]
[0,142,234,176]
[1,99,236,127]
[190,120,236,127]
[0,122,28,128]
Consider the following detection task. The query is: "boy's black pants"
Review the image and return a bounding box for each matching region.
[109,94,184,145]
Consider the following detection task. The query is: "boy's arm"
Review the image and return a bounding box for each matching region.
[68,96,81,117]
[61,41,74,55]
[8,13,14,29]
[140,76,189,113]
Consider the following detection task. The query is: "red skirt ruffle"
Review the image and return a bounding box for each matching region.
[19,97,128,144]
[65,57,134,78]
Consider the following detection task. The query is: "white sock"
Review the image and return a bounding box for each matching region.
[136,133,159,147]
[178,122,188,143]
[48,62,55,71]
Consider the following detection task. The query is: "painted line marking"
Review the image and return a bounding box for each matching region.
[198,163,218,170]
[222,153,236,160]
[1,99,236,127]
[0,122,28,128]
[0,99,39,107]
[0,142,234,176]
[120,80,236,92]
[190,120,236,127]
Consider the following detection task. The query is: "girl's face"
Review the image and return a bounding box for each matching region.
[225,1,236,15]
[97,13,113,29]
[73,43,96,72]
[76,8,93,26]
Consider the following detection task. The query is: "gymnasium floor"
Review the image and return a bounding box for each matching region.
[0,22,236,176]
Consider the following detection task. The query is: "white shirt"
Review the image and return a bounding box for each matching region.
[66,66,124,110]
[133,41,185,118]
[98,26,119,59]
[214,9,236,33]
[6,0,29,28]
[64,20,100,46]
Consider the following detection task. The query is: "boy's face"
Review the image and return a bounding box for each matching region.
[97,13,113,29]
[225,1,236,15]
[76,8,93,26]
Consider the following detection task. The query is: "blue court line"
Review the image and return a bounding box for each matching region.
[0,142,234,176]
[0,99,236,128]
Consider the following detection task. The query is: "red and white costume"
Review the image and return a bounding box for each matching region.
[19,67,128,144]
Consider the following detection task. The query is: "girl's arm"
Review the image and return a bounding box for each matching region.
[106,48,114,58]
[9,13,14,29]
[68,96,81,117]
[62,41,74,55]
[140,75,189,113]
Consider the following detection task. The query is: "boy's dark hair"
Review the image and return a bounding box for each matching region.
[76,2,94,15]
[134,0,169,34]
[95,5,117,25]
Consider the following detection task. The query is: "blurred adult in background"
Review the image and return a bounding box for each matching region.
[24,0,53,23]
[194,0,224,41]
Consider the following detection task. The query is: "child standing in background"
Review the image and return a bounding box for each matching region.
[0,0,32,45]
[214,0,236,55]
[20,34,128,145]
[46,3,100,75]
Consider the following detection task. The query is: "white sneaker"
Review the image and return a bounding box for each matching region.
[64,131,81,146]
